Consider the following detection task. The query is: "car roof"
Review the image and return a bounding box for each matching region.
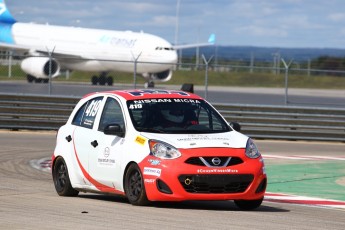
[83,89,204,100]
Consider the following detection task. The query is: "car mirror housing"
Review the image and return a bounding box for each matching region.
[104,124,125,137]
[229,122,241,132]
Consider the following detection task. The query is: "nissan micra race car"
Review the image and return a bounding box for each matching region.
[52,89,267,210]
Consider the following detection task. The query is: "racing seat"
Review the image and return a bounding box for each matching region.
[183,109,199,126]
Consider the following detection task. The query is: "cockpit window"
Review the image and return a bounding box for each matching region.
[126,98,230,134]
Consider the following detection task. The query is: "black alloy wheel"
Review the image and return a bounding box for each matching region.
[52,157,79,196]
[124,164,149,206]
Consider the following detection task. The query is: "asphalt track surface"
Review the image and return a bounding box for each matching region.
[1,131,344,230]
[0,80,345,107]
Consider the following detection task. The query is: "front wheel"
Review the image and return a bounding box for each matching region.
[234,197,263,210]
[124,164,149,206]
[52,157,79,196]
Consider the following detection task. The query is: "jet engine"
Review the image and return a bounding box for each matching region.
[142,70,173,88]
[21,57,60,79]
[142,69,172,82]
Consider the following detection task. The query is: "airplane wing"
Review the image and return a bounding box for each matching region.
[0,42,84,59]
[173,33,215,50]
[0,42,30,52]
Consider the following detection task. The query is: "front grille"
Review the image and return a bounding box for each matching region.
[185,157,243,167]
[178,174,253,194]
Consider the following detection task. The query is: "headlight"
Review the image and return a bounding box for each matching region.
[149,140,181,159]
[245,138,261,159]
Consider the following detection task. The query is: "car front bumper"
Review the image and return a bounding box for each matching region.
[139,147,267,202]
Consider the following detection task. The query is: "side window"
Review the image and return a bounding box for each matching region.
[72,103,87,126]
[98,97,125,132]
[198,106,226,131]
[198,107,210,128]
[72,97,103,129]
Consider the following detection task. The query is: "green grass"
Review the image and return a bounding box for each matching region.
[1,65,345,89]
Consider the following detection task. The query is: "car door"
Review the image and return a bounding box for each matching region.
[72,96,104,186]
[88,96,126,191]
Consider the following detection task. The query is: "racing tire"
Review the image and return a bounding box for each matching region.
[52,157,79,197]
[124,164,149,206]
[234,197,263,210]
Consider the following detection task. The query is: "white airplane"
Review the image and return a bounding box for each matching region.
[0,0,215,87]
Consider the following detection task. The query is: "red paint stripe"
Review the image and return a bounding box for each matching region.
[72,130,124,195]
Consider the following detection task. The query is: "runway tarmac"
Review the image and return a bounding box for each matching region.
[0,131,344,229]
[0,80,344,107]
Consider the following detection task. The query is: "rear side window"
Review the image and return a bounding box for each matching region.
[72,97,103,129]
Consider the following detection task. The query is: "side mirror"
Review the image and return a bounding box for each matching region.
[229,122,241,132]
[104,124,125,137]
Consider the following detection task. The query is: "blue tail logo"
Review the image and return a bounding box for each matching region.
[0,0,16,43]
[0,0,16,24]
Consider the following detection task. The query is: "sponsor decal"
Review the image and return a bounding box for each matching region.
[99,35,137,48]
[135,136,146,145]
[97,147,116,168]
[144,179,156,184]
[104,147,110,158]
[148,159,161,165]
[177,134,230,142]
[131,98,200,104]
[143,167,162,177]
[197,168,238,173]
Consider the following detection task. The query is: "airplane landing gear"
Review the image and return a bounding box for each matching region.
[91,72,113,86]
[144,81,155,88]
[27,74,49,83]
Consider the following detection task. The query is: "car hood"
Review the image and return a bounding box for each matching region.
[140,131,248,149]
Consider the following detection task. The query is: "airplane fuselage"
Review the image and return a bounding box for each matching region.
[11,23,178,73]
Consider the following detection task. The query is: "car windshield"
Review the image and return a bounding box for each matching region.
[127,98,230,134]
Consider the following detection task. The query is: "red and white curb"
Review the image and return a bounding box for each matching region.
[29,157,52,173]
[265,192,345,210]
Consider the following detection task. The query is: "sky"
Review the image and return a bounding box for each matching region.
[5,0,345,49]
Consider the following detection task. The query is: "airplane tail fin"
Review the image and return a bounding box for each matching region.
[0,0,16,24]
[208,33,216,44]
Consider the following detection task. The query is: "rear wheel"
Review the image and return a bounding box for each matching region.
[52,157,79,196]
[234,197,263,210]
[124,164,149,206]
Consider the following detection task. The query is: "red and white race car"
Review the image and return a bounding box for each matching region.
[52,89,267,209]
